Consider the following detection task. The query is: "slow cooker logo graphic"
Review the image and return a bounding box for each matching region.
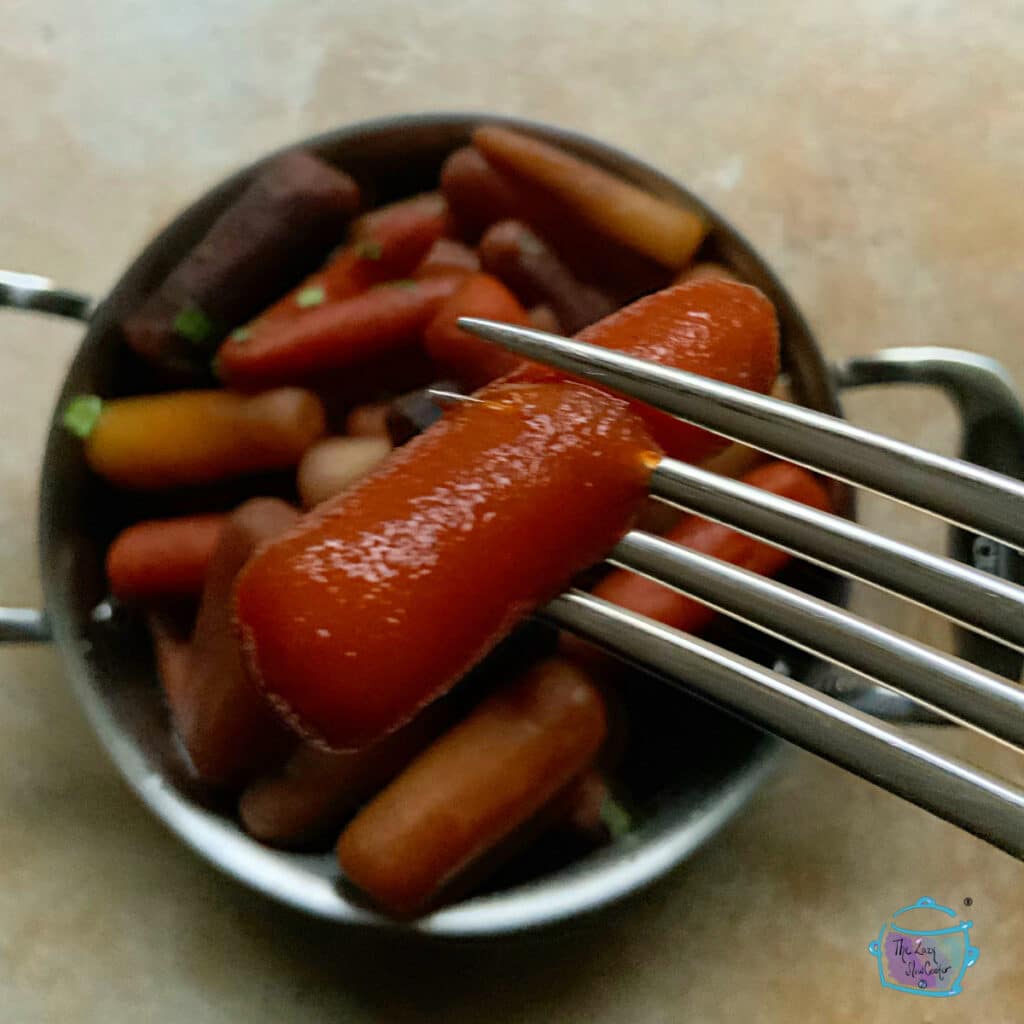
[867,897,979,997]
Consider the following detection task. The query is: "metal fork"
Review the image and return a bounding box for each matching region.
[451,316,1024,861]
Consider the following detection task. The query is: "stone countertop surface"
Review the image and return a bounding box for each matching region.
[2,1,1022,1020]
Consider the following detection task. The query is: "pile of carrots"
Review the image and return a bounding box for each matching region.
[69,125,831,917]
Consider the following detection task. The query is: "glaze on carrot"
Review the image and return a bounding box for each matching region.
[337,657,607,915]
[474,126,708,268]
[65,388,325,490]
[235,380,658,750]
[106,514,225,602]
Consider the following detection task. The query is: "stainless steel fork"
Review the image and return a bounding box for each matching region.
[454,316,1024,860]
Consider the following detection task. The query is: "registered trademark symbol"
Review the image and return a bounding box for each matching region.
[963,897,973,907]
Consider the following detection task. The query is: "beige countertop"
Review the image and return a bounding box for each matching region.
[2,2,1022,1020]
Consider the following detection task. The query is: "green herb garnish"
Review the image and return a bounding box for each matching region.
[172,301,213,345]
[393,279,418,290]
[62,395,104,439]
[229,326,251,344]
[355,239,383,260]
[600,794,634,839]
[296,285,326,308]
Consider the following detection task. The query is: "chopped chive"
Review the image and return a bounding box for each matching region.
[393,279,418,290]
[229,326,251,343]
[355,239,383,260]
[296,285,326,308]
[599,793,634,839]
[62,395,104,439]
[172,301,214,345]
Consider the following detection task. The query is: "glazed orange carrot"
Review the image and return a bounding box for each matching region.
[106,514,225,602]
[63,388,325,490]
[423,273,530,388]
[239,704,447,848]
[412,237,481,279]
[440,147,670,300]
[216,276,460,390]
[161,498,300,787]
[675,261,739,285]
[511,279,779,462]
[563,463,831,654]
[235,380,657,750]
[478,220,615,333]
[337,657,607,915]
[474,126,708,268]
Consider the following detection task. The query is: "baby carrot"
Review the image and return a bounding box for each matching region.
[423,272,530,388]
[159,498,300,786]
[478,219,615,333]
[527,304,563,335]
[216,276,459,390]
[64,388,325,490]
[473,126,708,268]
[106,514,225,602]
[675,261,739,285]
[337,657,607,916]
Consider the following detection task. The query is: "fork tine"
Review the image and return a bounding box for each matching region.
[546,590,1024,860]
[650,457,1024,652]
[611,530,1024,751]
[458,317,1024,550]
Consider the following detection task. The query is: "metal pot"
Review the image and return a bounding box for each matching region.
[3,113,1022,937]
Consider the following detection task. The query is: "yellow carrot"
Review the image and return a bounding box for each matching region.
[64,388,325,490]
[473,125,708,268]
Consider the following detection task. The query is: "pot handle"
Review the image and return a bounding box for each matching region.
[822,346,1024,721]
[1,270,95,644]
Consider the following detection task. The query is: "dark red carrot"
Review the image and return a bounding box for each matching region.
[106,514,225,602]
[216,276,460,390]
[478,219,616,333]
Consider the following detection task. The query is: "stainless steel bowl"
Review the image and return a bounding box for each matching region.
[4,113,1021,937]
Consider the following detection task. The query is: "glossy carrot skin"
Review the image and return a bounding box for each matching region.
[510,279,779,462]
[423,272,530,388]
[159,498,300,786]
[83,388,325,490]
[479,219,615,333]
[337,657,607,916]
[440,147,670,300]
[413,238,480,279]
[566,462,831,650]
[235,381,658,750]
[216,277,459,390]
[106,514,225,601]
